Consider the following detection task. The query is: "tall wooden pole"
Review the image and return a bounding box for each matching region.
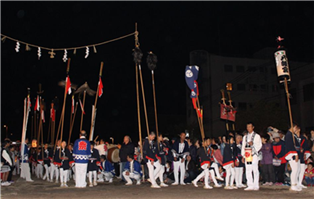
[284,77,295,143]
[68,102,78,145]
[138,66,150,137]
[89,62,103,141]
[80,91,86,132]
[151,71,160,150]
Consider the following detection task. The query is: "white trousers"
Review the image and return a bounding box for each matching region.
[123,171,141,184]
[155,165,165,183]
[173,160,185,184]
[36,164,43,178]
[211,162,222,178]
[98,172,114,181]
[50,164,59,181]
[20,163,32,181]
[297,163,306,186]
[60,168,68,184]
[194,164,209,186]
[75,163,88,188]
[89,170,97,183]
[224,164,235,187]
[245,155,259,189]
[235,167,244,186]
[289,159,300,186]
[43,165,50,180]
[146,161,161,186]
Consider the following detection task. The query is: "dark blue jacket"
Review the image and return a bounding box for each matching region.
[197,147,210,167]
[88,148,100,172]
[222,143,237,167]
[73,137,91,164]
[100,160,115,176]
[171,140,189,161]
[157,141,167,165]
[285,131,298,161]
[143,138,158,162]
[124,160,142,177]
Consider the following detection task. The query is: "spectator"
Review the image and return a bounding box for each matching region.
[187,137,197,162]
[184,155,196,183]
[272,132,286,185]
[304,163,314,187]
[261,134,275,185]
[220,135,227,156]
[1,140,12,186]
[119,136,135,181]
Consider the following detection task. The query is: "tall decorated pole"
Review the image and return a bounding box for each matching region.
[147,52,160,149]
[21,88,31,163]
[36,84,44,160]
[55,58,72,157]
[185,65,205,143]
[220,89,230,132]
[75,82,95,132]
[227,91,237,131]
[68,101,78,145]
[89,62,104,141]
[133,23,145,180]
[274,36,295,142]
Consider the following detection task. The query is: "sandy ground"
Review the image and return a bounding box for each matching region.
[1,175,314,199]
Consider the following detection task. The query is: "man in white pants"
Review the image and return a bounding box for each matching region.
[285,124,302,191]
[171,132,189,185]
[73,131,91,188]
[143,132,162,188]
[122,154,142,185]
[20,138,33,182]
[241,122,262,191]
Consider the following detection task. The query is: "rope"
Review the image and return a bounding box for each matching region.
[0,32,136,51]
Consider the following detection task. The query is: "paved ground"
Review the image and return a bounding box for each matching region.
[1,175,314,199]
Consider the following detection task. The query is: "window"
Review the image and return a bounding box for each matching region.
[303,83,314,102]
[248,66,256,72]
[249,84,258,91]
[224,65,233,72]
[238,102,247,110]
[237,84,246,91]
[236,65,245,72]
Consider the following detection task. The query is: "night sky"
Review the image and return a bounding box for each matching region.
[1,1,313,143]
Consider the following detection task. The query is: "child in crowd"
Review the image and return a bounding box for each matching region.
[272,132,286,185]
[304,163,314,187]
[261,134,275,185]
[284,164,292,186]
[222,136,237,190]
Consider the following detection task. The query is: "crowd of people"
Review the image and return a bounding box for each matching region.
[1,123,314,193]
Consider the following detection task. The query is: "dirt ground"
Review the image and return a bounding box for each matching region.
[1,175,314,199]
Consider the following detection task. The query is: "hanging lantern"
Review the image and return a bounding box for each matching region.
[274,36,290,82]
[32,139,37,148]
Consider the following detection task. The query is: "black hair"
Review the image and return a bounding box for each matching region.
[262,134,270,142]
[90,141,95,145]
[225,135,234,142]
[211,144,218,150]
[149,131,156,136]
[247,122,255,127]
[4,140,11,146]
[100,155,106,160]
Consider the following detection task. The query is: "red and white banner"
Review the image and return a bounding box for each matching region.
[227,108,237,122]
[50,108,55,122]
[220,104,228,120]
[34,95,40,111]
[98,77,103,97]
[66,76,72,95]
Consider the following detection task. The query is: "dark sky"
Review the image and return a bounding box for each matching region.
[1,1,313,143]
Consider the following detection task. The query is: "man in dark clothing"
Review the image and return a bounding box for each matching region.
[184,155,196,183]
[187,137,197,162]
[119,136,135,181]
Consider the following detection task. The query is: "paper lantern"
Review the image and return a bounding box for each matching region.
[274,50,290,80]
[32,140,37,148]
[245,147,253,163]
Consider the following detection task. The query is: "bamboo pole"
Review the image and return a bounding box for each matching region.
[80,91,86,132]
[47,117,51,143]
[151,70,160,150]
[138,65,150,137]
[284,77,295,144]
[68,102,78,145]
[59,58,71,158]
[89,62,103,141]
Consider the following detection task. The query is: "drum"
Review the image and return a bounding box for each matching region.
[245,147,253,163]
[107,147,119,163]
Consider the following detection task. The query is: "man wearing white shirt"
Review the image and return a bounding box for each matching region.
[241,122,262,191]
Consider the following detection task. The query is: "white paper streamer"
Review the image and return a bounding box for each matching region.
[37,47,41,60]
[63,49,68,62]
[15,41,20,52]
[85,46,89,59]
